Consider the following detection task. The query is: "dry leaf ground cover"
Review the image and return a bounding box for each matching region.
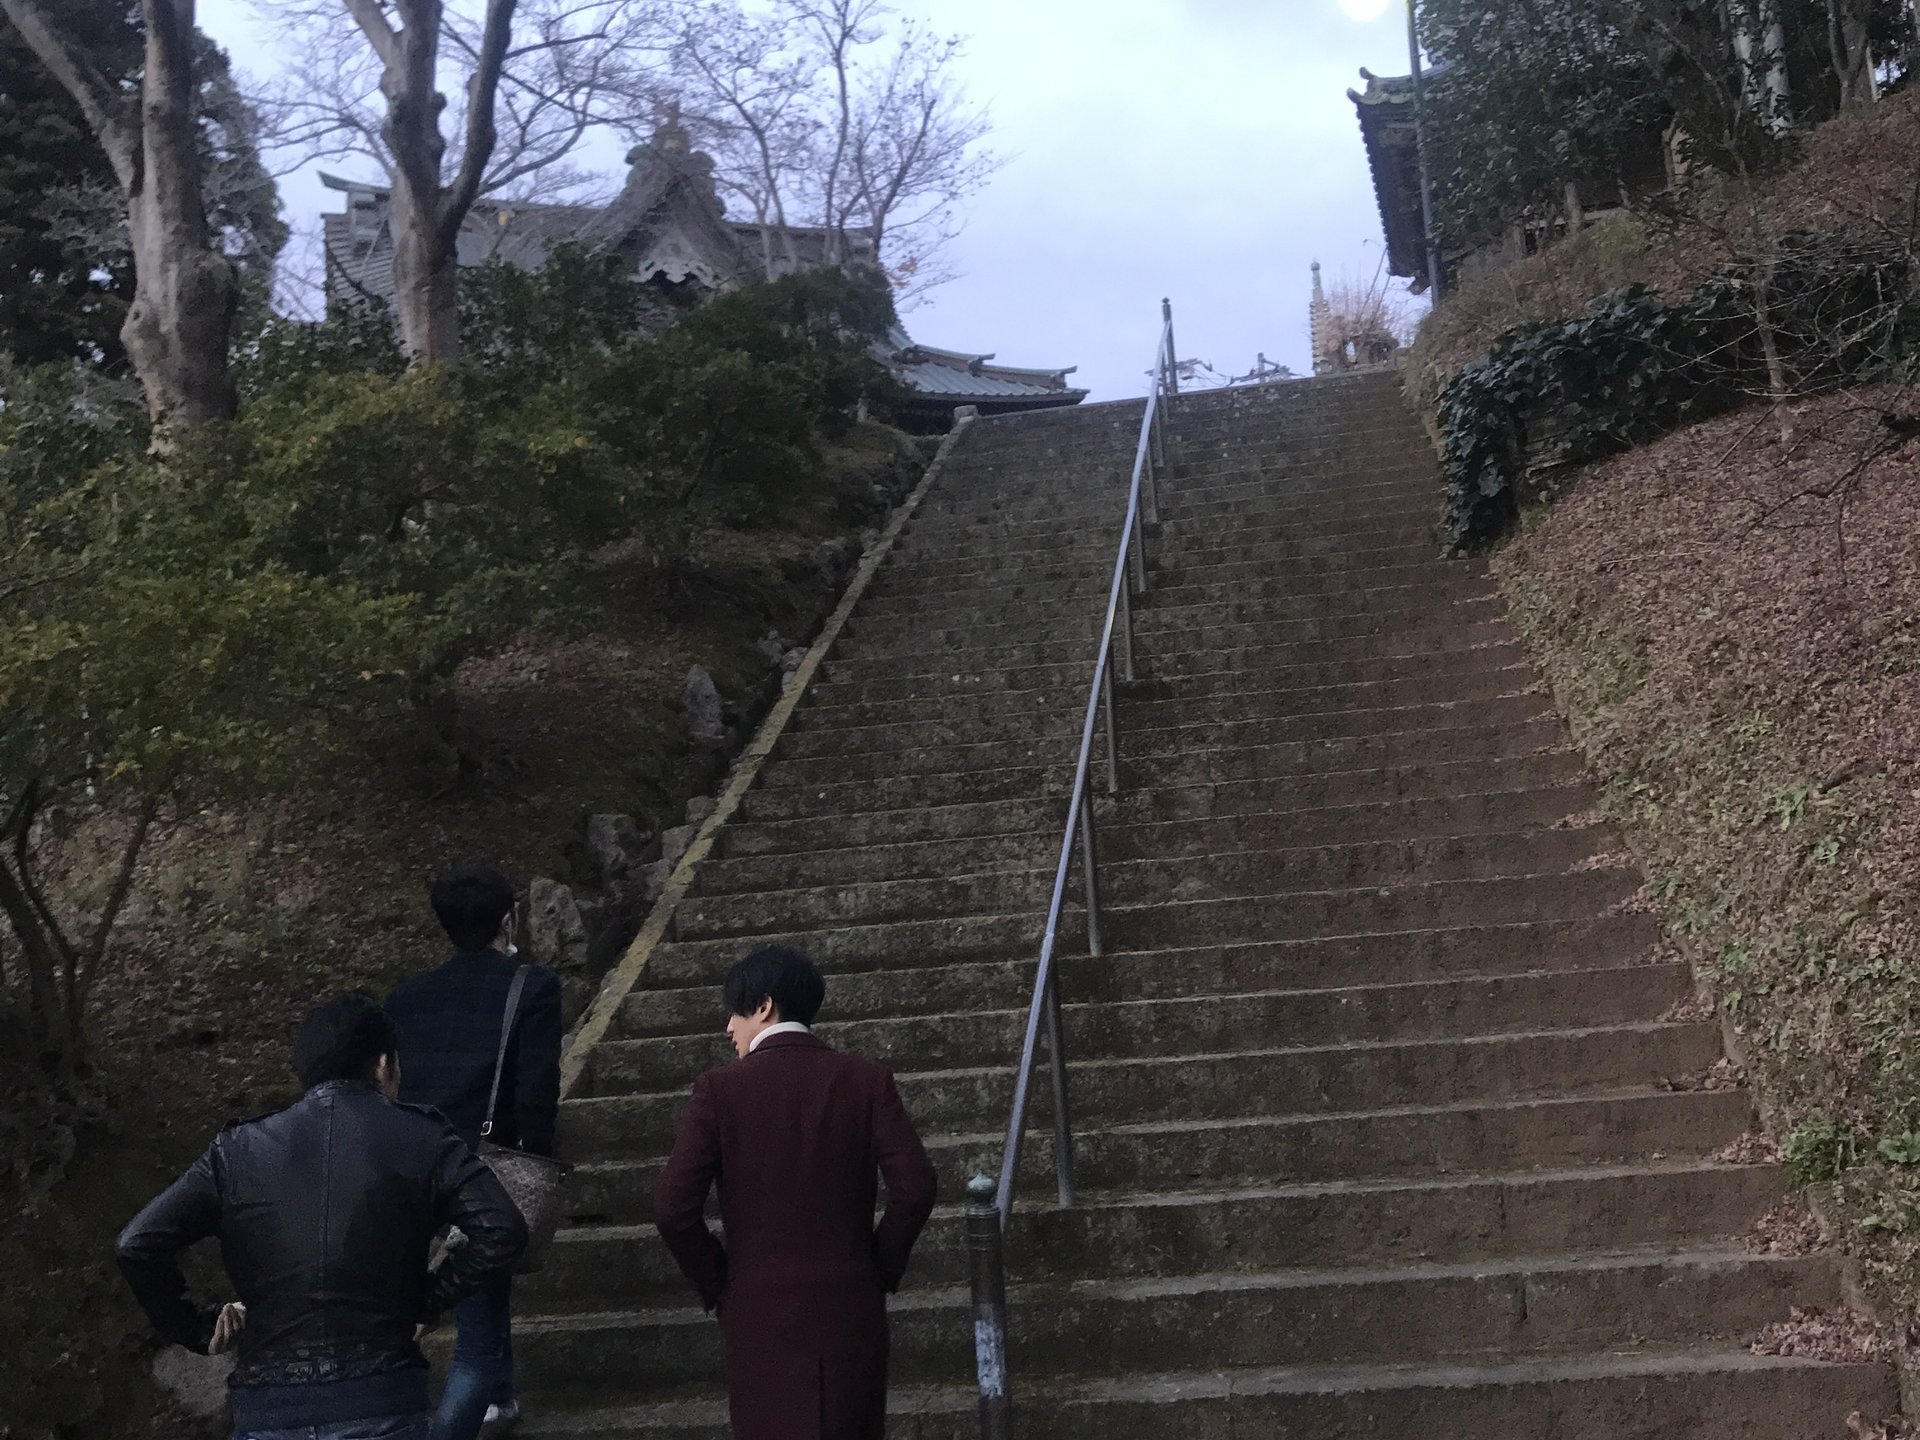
[1493,385,1920,1344]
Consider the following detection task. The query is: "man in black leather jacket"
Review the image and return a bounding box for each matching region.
[117,992,526,1440]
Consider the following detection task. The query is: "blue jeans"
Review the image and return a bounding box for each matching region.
[432,1271,515,1440]
[238,1419,429,1440]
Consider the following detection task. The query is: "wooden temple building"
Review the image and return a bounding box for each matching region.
[321,117,1085,431]
[1349,66,1673,293]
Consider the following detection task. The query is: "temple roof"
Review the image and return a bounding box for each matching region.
[1349,66,1445,289]
[319,171,864,310]
[878,325,1086,408]
[318,138,1082,425]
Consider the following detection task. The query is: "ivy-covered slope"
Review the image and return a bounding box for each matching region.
[1412,91,1920,550]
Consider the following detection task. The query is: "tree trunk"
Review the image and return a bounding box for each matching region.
[387,176,462,365]
[0,0,238,429]
[351,0,518,369]
[1827,0,1877,109]
[125,0,237,426]
[1758,0,1792,130]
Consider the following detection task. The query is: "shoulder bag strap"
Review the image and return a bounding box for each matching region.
[480,963,530,1141]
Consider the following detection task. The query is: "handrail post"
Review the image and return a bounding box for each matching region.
[1102,661,1120,797]
[1078,798,1103,958]
[1153,381,1170,475]
[966,1177,1013,1440]
[1143,414,1162,527]
[1162,298,1179,396]
[1043,974,1077,1207]
[1128,507,1148,595]
[1116,583,1135,683]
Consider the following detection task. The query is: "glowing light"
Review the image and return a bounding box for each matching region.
[1339,0,1394,19]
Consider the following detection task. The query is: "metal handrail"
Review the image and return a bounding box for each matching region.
[991,300,1179,1223]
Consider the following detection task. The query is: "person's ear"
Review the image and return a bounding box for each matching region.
[756,997,777,1024]
[374,1053,402,1099]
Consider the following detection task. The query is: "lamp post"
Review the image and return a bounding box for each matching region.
[1404,0,1446,300]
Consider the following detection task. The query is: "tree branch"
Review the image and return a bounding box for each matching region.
[342,0,403,67]
[445,0,521,245]
[78,789,161,1003]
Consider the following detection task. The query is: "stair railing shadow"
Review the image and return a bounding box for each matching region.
[965,300,1180,1439]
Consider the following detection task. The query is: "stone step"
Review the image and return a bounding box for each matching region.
[769,689,1544,773]
[898,510,1443,572]
[511,1349,1894,1440]
[1101,869,1642,952]
[838,587,1504,656]
[1168,451,1435,484]
[760,709,1560,802]
[717,794,1067,857]
[569,1018,1724,1135]
[821,613,1518,688]
[1116,670,1544,731]
[1101,783,1599,860]
[1151,528,1445,568]
[559,1085,1759,1216]
[843,570,1496,638]
[901,500,1437,558]
[1121,690,1552,757]
[534,1159,1783,1302]
[1131,638,1529,690]
[894,514,1444,573]
[646,908,1055,985]
[794,660,1532,735]
[716,755,1587,860]
[697,777,1571,891]
[737,744,1580,836]
[915,481,1434,537]
[619,910,1660,1044]
[1147,553,1470,598]
[506,1249,1833,1393]
[921,473,1433,529]
[673,825,1612,943]
[583,960,1688,1098]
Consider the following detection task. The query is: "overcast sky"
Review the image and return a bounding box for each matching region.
[197,0,1423,402]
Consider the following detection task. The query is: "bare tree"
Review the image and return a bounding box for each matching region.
[0,0,238,428]
[257,0,664,364]
[664,3,814,279]
[654,0,994,299]
[792,0,884,266]
[844,26,993,298]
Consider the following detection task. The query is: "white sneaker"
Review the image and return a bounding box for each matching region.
[481,1400,522,1432]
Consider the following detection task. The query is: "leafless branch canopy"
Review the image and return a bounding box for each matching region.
[652,0,997,300]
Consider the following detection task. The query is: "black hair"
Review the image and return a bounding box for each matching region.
[430,859,516,951]
[723,945,826,1027]
[293,991,400,1089]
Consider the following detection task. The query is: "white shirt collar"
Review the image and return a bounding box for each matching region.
[749,1020,812,1053]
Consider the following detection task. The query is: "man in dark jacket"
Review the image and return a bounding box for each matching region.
[117,992,525,1440]
[654,946,938,1440]
[386,859,562,1440]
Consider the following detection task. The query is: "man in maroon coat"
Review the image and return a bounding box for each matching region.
[654,946,939,1440]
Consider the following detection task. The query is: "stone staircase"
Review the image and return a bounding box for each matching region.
[518,369,1896,1437]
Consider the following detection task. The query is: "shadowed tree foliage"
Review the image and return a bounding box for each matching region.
[0,5,286,377]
